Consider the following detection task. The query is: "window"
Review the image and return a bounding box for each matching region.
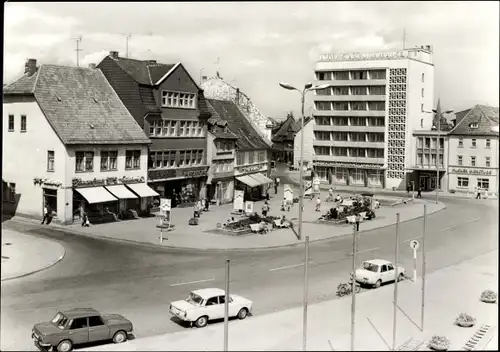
[457,155,463,166]
[258,151,265,163]
[477,178,489,190]
[486,139,491,148]
[350,71,367,80]
[315,88,331,96]
[248,151,254,164]
[458,138,463,147]
[126,150,141,169]
[314,131,330,141]
[332,87,349,95]
[333,116,348,126]
[350,117,365,126]
[366,148,384,158]
[88,316,104,327]
[350,102,366,111]
[332,132,348,141]
[20,115,27,132]
[237,152,245,165]
[179,121,187,136]
[351,86,367,95]
[206,296,219,306]
[472,139,476,147]
[8,115,14,131]
[314,146,330,155]
[333,71,349,80]
[471,156,476,166]
[368,117,384,126]
[457,177,469,187]
[369,70,386,79]
[161,91,196,109]
[486,157,491,167]
[47,151,55,171]
[431,154,436,165]
[70,318,88,330]
[315,116,331,125]
[417,138,423,148]
[424,154,429,165]
[196,150,203,165]
[367,133,384,142]
[315,101,332,111]
[417,153,423,165]
[421,88,424,98]
[350,132,365,142]
[317,71,332,80]
[332,147,348,156]
[333,102,349,111]
[439,138,444,149]
[421,73,425,82]
[425,138,430,148]
[76,151,94,172]
[100,151,118,171]
[149,122,155,136]
[178,151,186,167]
[3,182,16,202]
[369,86,386,95]
[368,102,385,111]
[350,148,365,157]
[431,138,436,149]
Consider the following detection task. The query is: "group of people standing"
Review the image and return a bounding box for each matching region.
[193,198,210,219]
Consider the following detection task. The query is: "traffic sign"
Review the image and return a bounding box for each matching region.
[409,239,420,250]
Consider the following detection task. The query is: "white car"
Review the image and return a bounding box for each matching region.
[169,288,253,328]
[355,259,406,288]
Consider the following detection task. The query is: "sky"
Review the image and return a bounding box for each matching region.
[3,1,499,119]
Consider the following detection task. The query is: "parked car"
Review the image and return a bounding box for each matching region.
[355,259,406,288]
[169,288,253,328]
[32,308,133,352]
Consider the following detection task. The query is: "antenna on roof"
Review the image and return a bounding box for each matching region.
[125,33,132,58]
[73,36,83,67]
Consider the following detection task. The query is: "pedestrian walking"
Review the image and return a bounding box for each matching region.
[406,183,411,194]
[82,212,90,227]
[46,208,55,225]
[476,190,482,199]
[193,202,200,218]
[262,201,270,217]
[315,196,321,212]
[417,187,422,199]
[41,203,49,224]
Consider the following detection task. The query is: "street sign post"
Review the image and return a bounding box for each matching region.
[159,198,172,242]
[410,239,420,283]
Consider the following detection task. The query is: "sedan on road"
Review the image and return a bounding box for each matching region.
[355,259,406,288]
[32,308,133,352]
[170,288,253,328]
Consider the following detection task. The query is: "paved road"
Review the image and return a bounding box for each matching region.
[1,178,498,351]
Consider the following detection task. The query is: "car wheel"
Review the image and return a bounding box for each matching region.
[57,340,73,352]
[374,280,382,289]
[195,315,208,328]
[237,308,248,320]
[113,330,127,344]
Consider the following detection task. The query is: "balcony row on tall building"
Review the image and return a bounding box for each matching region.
[3,53,272,224]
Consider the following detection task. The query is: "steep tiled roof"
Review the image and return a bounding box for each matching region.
[112,57,175,86]
[448,104,499,136]
[5,64,150,145]
[3,71,39,94]
[207,99,269,150]
[272,115,298,142]
[138,86,161,113]
[206,102,237,139]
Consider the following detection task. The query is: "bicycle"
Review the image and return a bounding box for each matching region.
[336,281,361,297]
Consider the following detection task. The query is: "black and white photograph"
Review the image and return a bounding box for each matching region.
[2,1,498,351]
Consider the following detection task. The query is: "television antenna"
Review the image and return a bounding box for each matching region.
[125,33,132,58]
[73,36,83,67]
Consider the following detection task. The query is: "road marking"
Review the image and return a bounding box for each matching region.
[441,218,479,232]
[169,278,215,287]
[269,261,313,272]
[352,247,379,255]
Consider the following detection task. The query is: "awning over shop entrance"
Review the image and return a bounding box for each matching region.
[236,175,261,188]
[75,187,118,204]
[126,183,159,197]
[104,185,138,199]
[251,173,273,184]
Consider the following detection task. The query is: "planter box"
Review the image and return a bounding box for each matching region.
[480,297,497,304]
[456,320,475,328]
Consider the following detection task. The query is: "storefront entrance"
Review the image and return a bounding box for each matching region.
[43,188,57,215]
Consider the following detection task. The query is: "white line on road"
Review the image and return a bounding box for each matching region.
[269,261,314,272]
[353,247,380,255]
[169,278,215,287]
[440,218,480,232]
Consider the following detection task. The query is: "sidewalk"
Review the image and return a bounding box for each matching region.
[86,250,499,351]
[284,169,499,200]
[1,229,65,281]
[8,191,445,251]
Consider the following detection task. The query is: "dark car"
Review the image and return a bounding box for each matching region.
[32,308,133,352]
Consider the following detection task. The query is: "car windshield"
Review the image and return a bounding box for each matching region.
[362,262,379,272]
[51,313,69,329]
[186,292,203,306]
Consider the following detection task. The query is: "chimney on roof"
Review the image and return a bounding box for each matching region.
[24,59,37,76]
[88,63,96,69]
[109,51,119,59]
[201,75,208,83]
[235,88,240,105]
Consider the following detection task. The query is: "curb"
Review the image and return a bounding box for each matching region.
[1,241,66,282]
[6,200,446,253]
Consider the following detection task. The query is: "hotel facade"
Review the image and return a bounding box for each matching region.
[307,46,435,190]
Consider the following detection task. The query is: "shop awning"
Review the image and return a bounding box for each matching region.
[104,185,138,199]
[251,173,274,184]
[75,187,118,204]
[126,183,159,197]
[236,175,261,188]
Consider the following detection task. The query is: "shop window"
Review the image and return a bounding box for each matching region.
[457,177,469,188]
[76,151,94,172]
[477,178,489,190]
[126,150,141,169]
[43,188,57,213]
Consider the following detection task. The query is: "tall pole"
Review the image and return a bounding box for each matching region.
[224,259,230,352]
[125,34,131,58]
[421,205,427,331]
[74,36,82,67]
[303,236,310,351]
[351,223,357,351]
[392,213,400,350]
[436,114,441,204]
[298,92,305,240]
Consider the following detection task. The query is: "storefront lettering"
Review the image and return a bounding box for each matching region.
[182,170,208,178]
[33,178,62,188]
[313,161,384,170]
[148,169,176,181]
[236,163,267,174]
[319,50,409,62]
[451,168,492,176]
[72,176,145,188]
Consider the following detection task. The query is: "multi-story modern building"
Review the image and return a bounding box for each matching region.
[97,51,212,207]
[447,105,499,195]
[308,46,435,189]
[3,60,153,224]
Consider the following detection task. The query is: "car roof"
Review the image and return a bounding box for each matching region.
[191,288,225,299]
[363,259,391,266]
[61,308,100,319]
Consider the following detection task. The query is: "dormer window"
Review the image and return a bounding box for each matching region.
[469,122,479,129]
[162,91,196,109]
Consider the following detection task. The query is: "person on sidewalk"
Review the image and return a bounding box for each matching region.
[476,190,482,199]
[327,187,334,202]
[46,208,55,225]
[261,201,270,217]
[274,177,280,194]
[315,196,321,212]
[335,194,341,202]
[406,183,411,194]
[193,202,200,219]
[417,187,422,199]
[41,203,50,224]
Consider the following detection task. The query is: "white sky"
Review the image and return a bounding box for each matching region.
[3,1,499,118]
